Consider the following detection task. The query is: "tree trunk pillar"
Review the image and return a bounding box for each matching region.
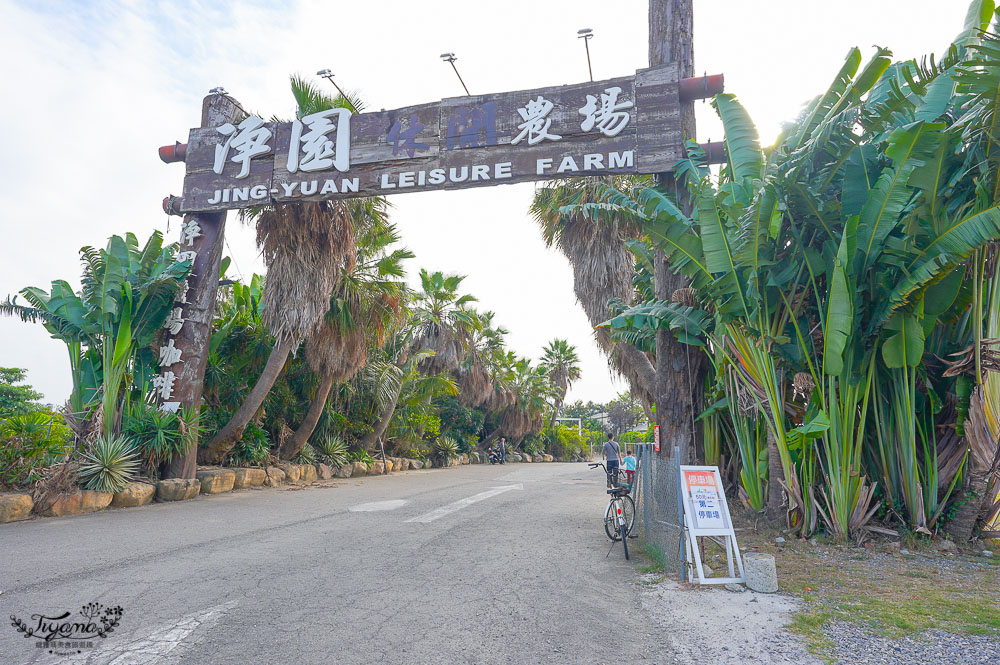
[650,0,701,463]
[161,93,245,479]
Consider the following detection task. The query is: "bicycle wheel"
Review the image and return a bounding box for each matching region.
[620,494,636,537]
[604,501,620,541]
[620,515,630,560]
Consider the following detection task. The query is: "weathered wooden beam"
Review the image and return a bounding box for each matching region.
[651,0,701,466]
[678,74,724,102]
[161,92,245,479]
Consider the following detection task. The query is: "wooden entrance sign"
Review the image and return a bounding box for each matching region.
[169,64,685,212]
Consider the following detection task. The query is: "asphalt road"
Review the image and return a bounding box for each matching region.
[1,462,673,665]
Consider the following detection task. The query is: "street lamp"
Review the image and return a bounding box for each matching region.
[316,68,352,106]
[577,28,594,82]
[440,52,470,96]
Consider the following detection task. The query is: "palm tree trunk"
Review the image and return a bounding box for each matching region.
[481,428,501,447]
[360,381,403,450]
[547,389,567,431]
[279,373,335,460]
[199,336,294,464]
[765,427,785,522]
[948,470,993,542]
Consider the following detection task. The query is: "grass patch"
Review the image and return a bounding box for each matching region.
[732,511,1000,660]
[637,542,666,574]
[788,611,836,665]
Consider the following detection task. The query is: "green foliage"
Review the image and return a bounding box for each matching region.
[121,402,196,475]
[1,231,190,432]
[77,435,140,493]
[293,443,316,465]
[436,396,484,444]
[347,449,375,465]
[314,434,348,467]
[433,436,460,463]
[230,422,271,467]
[402,446,428,461]
[539,424,588,460]
[0,367,43,415]
[0,410,72,488]
[564,2,1000,539]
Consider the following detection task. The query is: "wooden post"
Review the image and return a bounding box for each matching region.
[649,0,702,463]
[162,93,245,479]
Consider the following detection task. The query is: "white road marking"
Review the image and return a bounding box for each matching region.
[405,484,523,524]
[32,600,237,665]
[349,499,408,512]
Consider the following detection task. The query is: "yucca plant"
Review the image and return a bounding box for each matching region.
[229,422,270,467]
[314,434,349,467]
[433,436,460,464]
[293,443,317,465]
[77,435,140,493]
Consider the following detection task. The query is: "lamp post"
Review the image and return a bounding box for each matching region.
[316,68,355,111]
[577,28,594,82]
[440,52,470,96]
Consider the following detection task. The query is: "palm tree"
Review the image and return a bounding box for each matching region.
[540,339,582,429]
[200,77,360,464]
[499,357,552,448]
[410,269,479,374]
[278,216,411,459]
[529,177,658,411]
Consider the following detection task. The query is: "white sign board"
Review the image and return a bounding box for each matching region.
[680,465,744,585]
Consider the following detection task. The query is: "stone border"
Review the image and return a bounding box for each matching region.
[0,452,585,523]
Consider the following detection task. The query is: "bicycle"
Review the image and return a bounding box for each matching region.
[589,462,636,560]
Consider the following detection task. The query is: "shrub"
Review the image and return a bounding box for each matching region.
[544,425,586,460]
[347,450,375,465]
[314,435,348,467]
[401,446,428,461]
[0,410,72,488]
[433,436,460,464]
[230,422,270,467]
[522,436,545,457]
[78,435,140,493]
[294,443,317,465]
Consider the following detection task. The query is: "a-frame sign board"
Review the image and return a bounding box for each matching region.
[680,465,745,585]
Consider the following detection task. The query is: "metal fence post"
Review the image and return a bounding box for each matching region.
[674,445,686,581]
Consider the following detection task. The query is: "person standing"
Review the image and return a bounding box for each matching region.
[498,437,507,464]
[623,449,637,484]
[602,433,622,487]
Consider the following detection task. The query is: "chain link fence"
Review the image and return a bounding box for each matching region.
[632,443,686,578]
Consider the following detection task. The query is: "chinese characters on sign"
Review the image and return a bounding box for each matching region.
[288,108,350,173]
[214,116,272,178]
[684,470,726,529]
[180,64,682,211]
[154,220,202,413]
[679,465,745,586]
[511,96,561,145]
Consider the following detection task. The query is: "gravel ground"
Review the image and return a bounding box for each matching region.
[638,575,823,664]
[826,622,1000,665]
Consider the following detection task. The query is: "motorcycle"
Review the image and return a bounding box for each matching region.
[487,448,503,465]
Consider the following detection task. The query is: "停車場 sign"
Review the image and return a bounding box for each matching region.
[680,465,745,585]
[177,64,681,212]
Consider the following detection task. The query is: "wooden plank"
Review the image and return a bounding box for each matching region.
[635,63,682,173]
[438,75,635,150]
[177,65,680,212]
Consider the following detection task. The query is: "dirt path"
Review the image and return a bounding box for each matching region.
[638,575,823,664]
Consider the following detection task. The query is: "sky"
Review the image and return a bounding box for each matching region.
[0,0,974,406]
